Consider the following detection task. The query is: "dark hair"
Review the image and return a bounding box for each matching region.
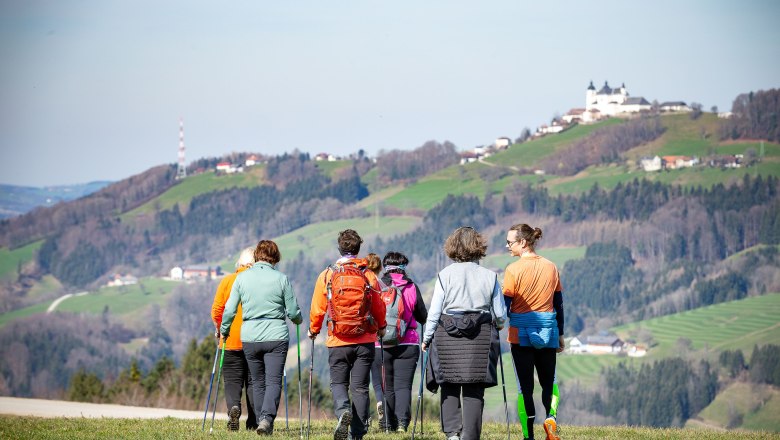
[509,223,543,250]
[382,251,409,273]
[444,226,487,263]
[254,240,281,265]
[337,229,363,256]
[365,253,382,274]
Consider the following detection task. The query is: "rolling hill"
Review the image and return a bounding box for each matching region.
[1,107,779,431]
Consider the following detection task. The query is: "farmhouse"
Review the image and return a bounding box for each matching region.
[569,334,625,354]
[169,265,223,281]
[106,274,138,287]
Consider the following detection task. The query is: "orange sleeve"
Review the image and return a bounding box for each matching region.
[309,270,328,335]
[211,275,233,328]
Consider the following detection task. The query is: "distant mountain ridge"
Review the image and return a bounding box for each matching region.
[0,181,112,219]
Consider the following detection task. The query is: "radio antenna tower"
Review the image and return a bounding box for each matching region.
[176,118,187,179]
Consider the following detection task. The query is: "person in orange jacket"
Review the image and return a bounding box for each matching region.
[211,246,256,431]
[309,229,387,440]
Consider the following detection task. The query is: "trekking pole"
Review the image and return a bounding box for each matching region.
[411,349,428,440]
[201,337,221,431]
[209,338,227,434]
[497,332,510,440]
[297,325,304,440]
[419,324,424,435]
[379,338,389,433]
[284,368,289,429]
[306,337,314,440]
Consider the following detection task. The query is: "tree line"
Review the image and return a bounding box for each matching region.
[720,88,780,142]
[586,358,718,427]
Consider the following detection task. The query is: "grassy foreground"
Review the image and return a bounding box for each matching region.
[0,417,777,440]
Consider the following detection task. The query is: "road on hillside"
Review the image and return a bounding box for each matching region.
[0,396,226,420]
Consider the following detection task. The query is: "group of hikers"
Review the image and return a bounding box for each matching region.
[211,224,564,440]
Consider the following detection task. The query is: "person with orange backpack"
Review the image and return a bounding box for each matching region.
[373,251,428,433]
[309,229,387,440]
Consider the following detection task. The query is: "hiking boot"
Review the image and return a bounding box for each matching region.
[256,418,273,436]
[446,435,460,440]
[334,411,352,440]
[543,416,560,440]
[227,406,241,431]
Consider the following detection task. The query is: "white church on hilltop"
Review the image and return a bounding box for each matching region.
[584,80,651,119]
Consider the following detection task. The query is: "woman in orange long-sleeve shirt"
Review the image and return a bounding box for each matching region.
[211,246,256,431]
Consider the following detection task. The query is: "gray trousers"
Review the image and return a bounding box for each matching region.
[243,340,288,426]
[439,382,486,440]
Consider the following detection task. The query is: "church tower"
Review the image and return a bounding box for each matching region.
[585,80,597,111]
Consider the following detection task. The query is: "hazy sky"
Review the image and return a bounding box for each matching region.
[1,1,778,187]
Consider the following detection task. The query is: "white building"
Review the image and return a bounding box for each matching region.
[659,101,691,113]
[585,80,651,118]
[568,334,625,354]
[640,156,663,172]
[495,137,512,149]
[170,266,183,280]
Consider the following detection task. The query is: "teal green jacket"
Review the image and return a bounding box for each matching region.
[220,262,302,343]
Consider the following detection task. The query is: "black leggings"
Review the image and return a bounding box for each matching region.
[511,344,556,439]
[371,344,419,429]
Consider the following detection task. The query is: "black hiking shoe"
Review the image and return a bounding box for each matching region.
[227,406,241,431]
[334,411,352,440]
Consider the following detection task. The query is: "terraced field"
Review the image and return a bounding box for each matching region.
[614,293,780,359]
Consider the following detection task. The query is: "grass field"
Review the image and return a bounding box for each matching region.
[0,241,42,282]
[486,119,625,168]
[0,278,180,329]
[314,160,352,179]
[55,278,178,317]
[122,167,266,219]
[614,293,780,360]
[694,381,780,432]
[0,416,775,440]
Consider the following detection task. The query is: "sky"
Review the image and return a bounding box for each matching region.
[1,1,778,187]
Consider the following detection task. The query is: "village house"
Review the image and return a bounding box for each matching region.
[245,154,259,167]
[640,155,663,172]
[568,334,625,354]
[495,137,512,149]
[106,274,138,287]
[169,265,223,281]
[659,101,692,113]
[662,155,699,170]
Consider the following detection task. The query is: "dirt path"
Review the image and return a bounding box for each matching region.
[0,396,225,420]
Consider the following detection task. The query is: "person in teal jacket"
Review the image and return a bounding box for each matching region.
[221,239,302,436]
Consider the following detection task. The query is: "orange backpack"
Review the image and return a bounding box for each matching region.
[326,262,376,337]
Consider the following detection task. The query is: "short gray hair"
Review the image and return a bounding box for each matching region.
[235,246,255,268]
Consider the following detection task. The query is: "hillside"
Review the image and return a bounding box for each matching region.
[1,97,779,432]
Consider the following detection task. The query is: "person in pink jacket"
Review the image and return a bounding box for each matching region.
[370,251,428,432]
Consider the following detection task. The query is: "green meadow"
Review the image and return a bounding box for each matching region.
[614,293,780,359]
[0,416,775,440]
[123,166,266,219]
[0,241,42,281]
[486,118,625,168]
